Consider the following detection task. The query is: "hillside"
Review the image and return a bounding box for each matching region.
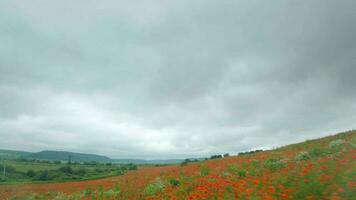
[0,149,32,159]
[26,150,112,163]
[0,149,185,164]
[1,130,355,200]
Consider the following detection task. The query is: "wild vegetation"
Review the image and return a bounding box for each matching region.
[0,130,355,200]
[0,159,138,184]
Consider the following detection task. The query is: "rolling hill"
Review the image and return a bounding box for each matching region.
[0,149,184,164]
[0,130,354,200]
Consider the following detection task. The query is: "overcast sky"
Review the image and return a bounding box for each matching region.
[0,0,355,159]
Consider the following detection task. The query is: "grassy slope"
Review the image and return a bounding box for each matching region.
[1,130,355,200]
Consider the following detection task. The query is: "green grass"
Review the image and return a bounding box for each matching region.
[0,160,137,184]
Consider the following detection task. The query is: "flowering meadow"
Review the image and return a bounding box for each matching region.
[1,130,355,200]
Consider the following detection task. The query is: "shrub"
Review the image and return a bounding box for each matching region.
[200,166,210,176]
[329,139,344,149]
[0,176,7,182]
[210,155,222,159]
[59,166,73,174]
[227,165,246,177]
[295,152,310,161]
[95,168,104,173]
[104,186,121,199]
[128,163,137,170]
[116,170,124,175]
[74,168,87,176]
[180,161,188,166]
[83,187,94,197]
[238,149,263,156]
[308,147,328,157]
[237,170,246,178]
[36,170,50,181]
[180,158,192,166]
[97,185,104,200]
[26,170,36,178]
[227,165,239,174]
[169,178,180,186]
[144,178,166,196]
[264,158,286,171]
[350,137,356,148]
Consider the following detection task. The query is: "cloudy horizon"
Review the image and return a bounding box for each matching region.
[1,0,355,159]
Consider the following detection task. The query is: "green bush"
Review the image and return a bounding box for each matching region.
[36,170,50,181]
[74,168,87,175]
[295,152,310,161]
[128,163,138,170]
[169,178,180,186]
[104,187,121,199]
[144,178,166,196]
[329,139,344,151]
[200,166,210,176]
[227,165,246,177]
[59,166,73,174]
[26,170,36,178]
[83,187,94,197]
[308,147,329,157]
[237,170,246,177]
[264,158,286,171]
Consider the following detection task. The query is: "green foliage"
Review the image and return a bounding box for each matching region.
[210,155,222,159]
[292,174,328,199]
[200,166,210,176]
[83,187,94,197]
[180,158,192,166]
[97,185,104,200]
[0,160,137,183]
[295,151,310,161]
[59,166,73,174]
[128,163,138,170]
[308,147,329,157]
[329,139,344,152]
[227,165,239,174]
[238,149,263,156]
[74,167,87,175]
[35,170,50,181]
[227,165,246,177]
[144,178,166,196]
[26,170,36,178]
[104,185,121,199]
[264,158,286,171]
[169,178,180,186]
[237,170,246,178]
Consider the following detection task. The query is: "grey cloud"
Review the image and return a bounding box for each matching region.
[0,0,355,159]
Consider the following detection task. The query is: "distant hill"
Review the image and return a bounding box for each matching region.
[0,149,32,159]
[26,150,113,162]
[0,149,184,164]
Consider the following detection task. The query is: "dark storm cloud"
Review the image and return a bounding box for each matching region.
[0,0,355,159]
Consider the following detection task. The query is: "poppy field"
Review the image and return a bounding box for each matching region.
[1,130,355,200]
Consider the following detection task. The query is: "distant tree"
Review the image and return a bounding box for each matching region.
[128,163,137,170]
[53,161,61,164]
[74,168,87,175]
[210,155,222,159]
[26,170,36,177]
[223,153,230,157]
[238,149,263,156]
[59,166,73,174]
[68,155,72,165]
[36,170,49,181]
